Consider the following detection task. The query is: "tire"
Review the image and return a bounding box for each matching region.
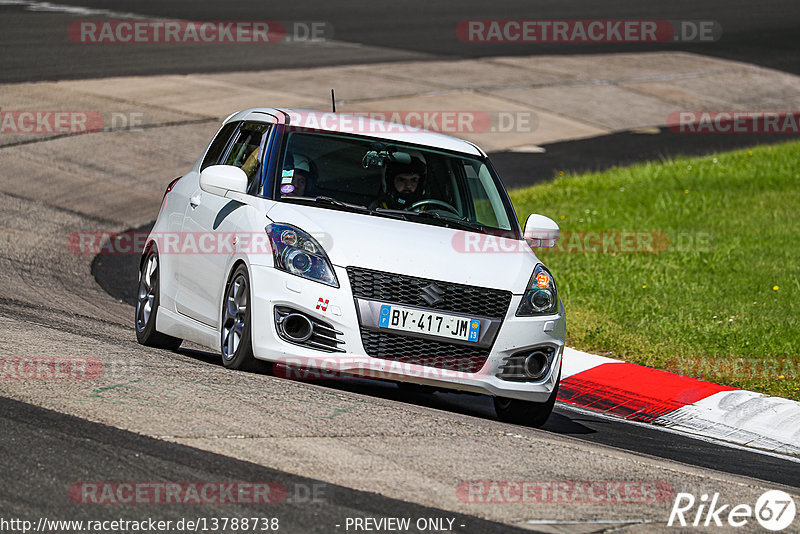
[493,370,560,427]
[135,249,182,350]
[220,264,261,372]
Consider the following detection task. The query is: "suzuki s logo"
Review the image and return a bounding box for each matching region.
[420,283,445,307]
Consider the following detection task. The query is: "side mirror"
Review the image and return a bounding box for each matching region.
[523,214,559,247]
[199,165,248,197]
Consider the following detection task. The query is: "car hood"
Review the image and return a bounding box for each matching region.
[266,202,539,294]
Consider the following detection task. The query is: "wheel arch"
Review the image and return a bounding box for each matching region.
[139,239,158,271]
[226,258,249,284]
[219,258,250,326]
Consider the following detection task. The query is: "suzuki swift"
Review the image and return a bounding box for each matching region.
[135,108,565,426]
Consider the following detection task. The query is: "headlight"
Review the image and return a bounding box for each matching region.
[516,264,558,316]
[266,224,338,287]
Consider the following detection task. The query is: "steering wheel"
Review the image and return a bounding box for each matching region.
[408,199,460,215]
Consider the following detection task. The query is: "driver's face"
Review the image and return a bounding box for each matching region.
[393,173,420,193]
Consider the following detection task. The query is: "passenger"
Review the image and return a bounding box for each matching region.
[240,146,261,179]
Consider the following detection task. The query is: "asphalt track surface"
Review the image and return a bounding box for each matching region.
[90,231,800,492]
[0,396,528,533]
[489,128,800,188]
[2,0,799,82]
[2,1,800,532]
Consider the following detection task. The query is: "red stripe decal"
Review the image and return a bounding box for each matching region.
[557,363,737,422]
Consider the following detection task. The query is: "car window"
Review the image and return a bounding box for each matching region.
[200,121,239,171]
[462,160,509,229]
[277,131,514,233]
[223,122,272,194]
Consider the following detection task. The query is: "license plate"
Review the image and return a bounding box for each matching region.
[377,304,481,342]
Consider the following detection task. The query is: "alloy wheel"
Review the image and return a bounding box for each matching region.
[136,254,158,332]
[221,273,248,360]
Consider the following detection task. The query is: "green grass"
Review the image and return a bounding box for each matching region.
[509,141,800,399]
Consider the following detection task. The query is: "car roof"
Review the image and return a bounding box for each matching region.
[224,108,485,157]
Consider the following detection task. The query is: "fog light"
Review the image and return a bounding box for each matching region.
[524,351,549,379]
[281,313,314,342]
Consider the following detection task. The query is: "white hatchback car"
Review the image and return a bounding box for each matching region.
[136,108,565,426]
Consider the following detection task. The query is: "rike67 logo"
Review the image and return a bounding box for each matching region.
[668,490,796,531]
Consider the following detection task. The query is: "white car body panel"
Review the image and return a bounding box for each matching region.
[144,107,566,403]
[265,202,539,292]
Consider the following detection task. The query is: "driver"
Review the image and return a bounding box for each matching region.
[370,157,426,210]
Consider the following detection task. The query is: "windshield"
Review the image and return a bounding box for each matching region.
[274,130,516,234]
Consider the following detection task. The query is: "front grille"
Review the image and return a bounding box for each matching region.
[347,267,512,318]
[359,329,490,374]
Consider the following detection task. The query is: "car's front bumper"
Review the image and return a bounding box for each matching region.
[249,264,565,402]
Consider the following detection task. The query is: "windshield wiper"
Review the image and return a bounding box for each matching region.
[313,196,371,212]
[285,196,408,220]
[284,197,488,231]
[283,195,370,212]
[374,208,488,233]
[371,207,413,220]
[440,216,489,233]
[415,211,488,232]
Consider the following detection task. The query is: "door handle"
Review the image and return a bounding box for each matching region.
[189,195,201,208]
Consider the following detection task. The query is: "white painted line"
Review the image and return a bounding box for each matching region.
[0,0,147,19]
[508,144,546,153]
[527,519,653,525]
[557,402,800,465]
[0,0,360,48]
[562,347,800,458]
[655,390,800,455]
[561,347,619,378]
